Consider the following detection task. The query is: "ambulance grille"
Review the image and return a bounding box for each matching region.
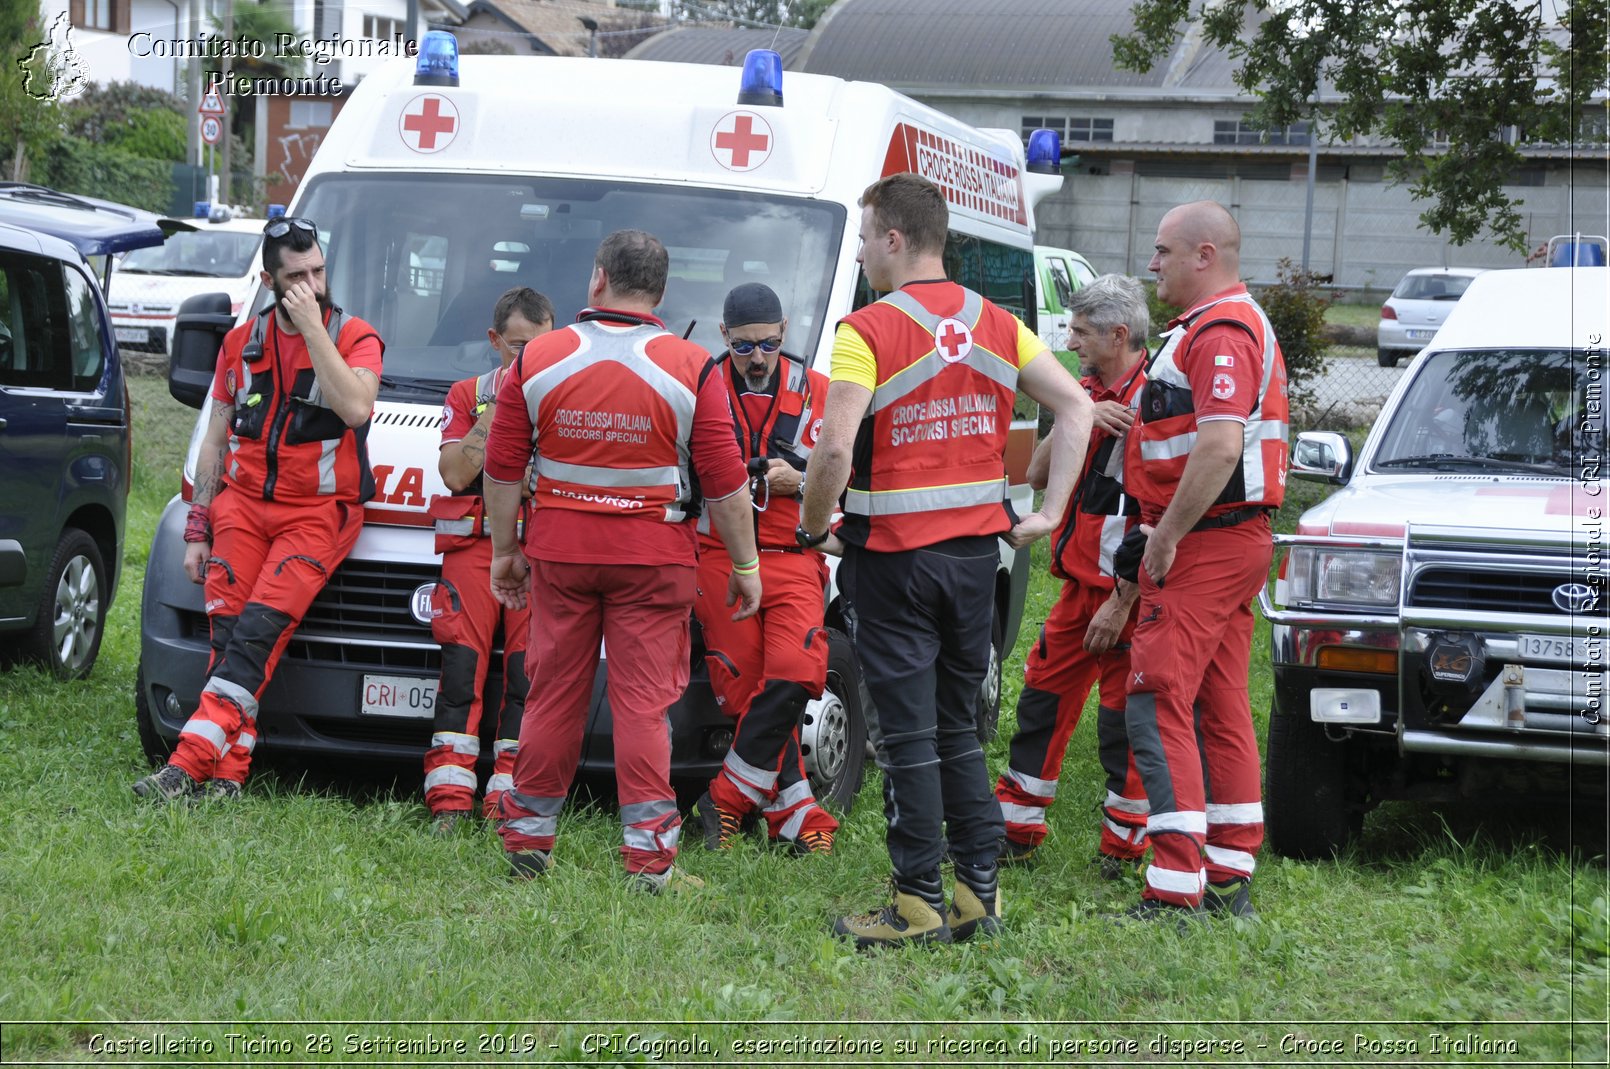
[294,559,439,641]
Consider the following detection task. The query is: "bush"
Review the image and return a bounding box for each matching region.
[36,139,173,213]
[1257,257,1336,416]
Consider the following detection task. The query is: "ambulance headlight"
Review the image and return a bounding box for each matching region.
[415,30,460,88]
[1027,128,1061,174]
[738,49,783,107]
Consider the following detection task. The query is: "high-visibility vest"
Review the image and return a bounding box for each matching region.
[697,353,826,549]
[1125,289,1290,517]
[517,313,710,524]
[838,283,1020,552]
[220,306,382,504]
[1050,362,1146,588]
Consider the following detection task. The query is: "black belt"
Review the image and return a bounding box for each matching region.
[1191,505,1269,532]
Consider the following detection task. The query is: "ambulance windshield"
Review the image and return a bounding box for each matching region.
[291,174,845,397]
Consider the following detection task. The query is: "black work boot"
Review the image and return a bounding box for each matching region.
[948,859,1004,942]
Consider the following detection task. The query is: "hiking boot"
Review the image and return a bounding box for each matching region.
[431,809,471,837]
[626,866,705,896]
[132,764,198,804]
[201,778,242,803]
[1203,877,1256,919]
[787,828,835,856]
[1106,898,1205,932]
[833,877,951,950]
[1096,852,1142,881]
[507,850,552,879]
[694,790,743,851]
[947,869,1004,943]
[998,838,1038,867]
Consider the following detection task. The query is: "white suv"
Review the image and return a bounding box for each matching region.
[1264,266,1607,858]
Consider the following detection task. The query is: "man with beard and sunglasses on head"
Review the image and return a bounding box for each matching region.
[690,283,839,857]
[134,216,384,803]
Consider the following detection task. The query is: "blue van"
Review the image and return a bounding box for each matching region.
[0,184,167,677]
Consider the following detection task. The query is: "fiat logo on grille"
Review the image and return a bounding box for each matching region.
[410,583,440,625]
[1551,582,1598,614]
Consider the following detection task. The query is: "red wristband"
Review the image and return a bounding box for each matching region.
[183,504,212,543]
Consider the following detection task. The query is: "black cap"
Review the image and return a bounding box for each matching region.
[722,282,783,328]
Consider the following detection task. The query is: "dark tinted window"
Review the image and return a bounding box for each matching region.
[0,250,75,390]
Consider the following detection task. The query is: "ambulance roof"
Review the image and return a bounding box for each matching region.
[302,54,1037,244]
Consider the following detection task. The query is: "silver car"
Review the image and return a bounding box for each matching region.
[1376,267,1485,367]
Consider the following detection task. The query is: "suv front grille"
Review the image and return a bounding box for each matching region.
[1409,567,1568,615]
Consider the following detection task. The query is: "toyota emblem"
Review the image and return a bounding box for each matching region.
[1551,582,1599,614]
[410,583,441,625]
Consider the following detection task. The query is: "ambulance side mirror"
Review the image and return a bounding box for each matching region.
[1021,270,1038,335]
[169,291,235,409]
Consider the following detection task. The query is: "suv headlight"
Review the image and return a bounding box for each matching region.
[1286,547,1402,607]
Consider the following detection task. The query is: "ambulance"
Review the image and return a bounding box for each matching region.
[136,36,1068,810]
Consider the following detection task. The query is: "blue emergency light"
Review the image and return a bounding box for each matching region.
[266,204,287,220]
[1027,128,1062,174]
[415,30,460,88]
[738,49,783,107]
[193,201,210,219]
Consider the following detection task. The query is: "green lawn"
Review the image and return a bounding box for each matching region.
[0,375,1604,1064]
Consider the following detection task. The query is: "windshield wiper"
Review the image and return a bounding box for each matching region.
[1377,454,1567,474]
[378,374,450,397]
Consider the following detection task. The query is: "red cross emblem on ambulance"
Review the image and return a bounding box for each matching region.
[400,95,459,154]
[934,317,973,363]
[712,111,773,172]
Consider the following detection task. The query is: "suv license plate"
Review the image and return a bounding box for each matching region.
[361,674,437,718]
[114,326,147,344]
[1518,634,1594,664]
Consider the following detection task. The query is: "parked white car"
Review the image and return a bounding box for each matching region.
[107,216,262,355]
[1376,266,1485,368]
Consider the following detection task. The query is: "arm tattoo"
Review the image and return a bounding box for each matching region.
[460,424,489,469]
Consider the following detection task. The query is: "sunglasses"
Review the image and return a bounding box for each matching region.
[263,217,317,239]
[730,337,783,356]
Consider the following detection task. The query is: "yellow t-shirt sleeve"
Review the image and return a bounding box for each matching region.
[1015,317,1049,369]
[829,322,877,391]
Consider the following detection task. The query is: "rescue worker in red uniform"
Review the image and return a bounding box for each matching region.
[1119,200,1289,923]
[481,230,761,894]
[802,174,1093,947]
[691,283,839,856]
[134,217,383,802]
[993,274,1152,873]
[422,287,554,833]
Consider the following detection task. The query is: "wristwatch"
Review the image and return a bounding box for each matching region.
[795,524,830,549]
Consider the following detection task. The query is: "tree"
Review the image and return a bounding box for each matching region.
[1113,0,1608,252]
[0,0,63,180]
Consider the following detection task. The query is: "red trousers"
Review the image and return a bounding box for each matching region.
[695,547,838,842]
[498,559,694,875]
[168,487,361,785]
[994,580,1147,858]
[425,538,530,818]
[1125,517,1271,907]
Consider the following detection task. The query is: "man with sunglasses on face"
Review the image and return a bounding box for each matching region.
[421,287,554,834]
[690,283,839,856]
[134,217,384,803]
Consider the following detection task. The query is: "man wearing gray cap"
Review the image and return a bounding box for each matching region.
[691,282,840,856]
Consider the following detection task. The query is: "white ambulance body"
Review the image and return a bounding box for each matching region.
[138,44,1065,803]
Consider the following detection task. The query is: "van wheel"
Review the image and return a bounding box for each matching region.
[22,529,106,680]
[134,664,174,766]
[800,628,868,813]
[976,610,1005,743]
[1265,703,1365,859]
[1376,348,1400,368]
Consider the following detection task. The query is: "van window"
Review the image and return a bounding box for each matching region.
[61,264,106,390]
[0,250,76,391]
[120,229,260,278]
[294,175,845,400]
[1047,257,1076,309]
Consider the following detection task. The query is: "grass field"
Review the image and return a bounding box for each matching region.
[0,375,1605,1065]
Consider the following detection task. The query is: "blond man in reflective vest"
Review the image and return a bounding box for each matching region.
[801,173,1093,947]
[1118,201,1289,924]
